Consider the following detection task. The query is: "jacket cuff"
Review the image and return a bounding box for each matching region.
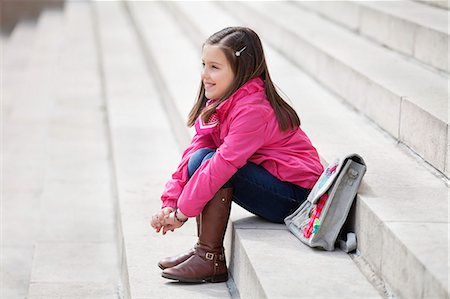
[161,199,177,210]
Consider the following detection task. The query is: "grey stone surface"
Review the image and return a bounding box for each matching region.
[265,42,449,297]
[27,282,118,299]
[28,0,121,294]
[400,98,448,173]
[229,204,286,231]
[273,41,449,299]
[225,1,448,176]
[413,22,448,73]
[2,8,65,298]
[3,19,36,68]
[127,1,201,128]
[3,19,37,119]
[416,0,450,10]
[295,1,361,31]
[3,1,122,298]
[38,191,116,242]
[381,222,449,298]
[0,246,34,299]
[361,3,416,55]
[2,194,41,246]
[233,229,380,298]
[297,0,449,73]
[30,242,118,283]
[124,235,231,299]
[363,1,448,72]
[447,124,450,177]
[226,205,383,298]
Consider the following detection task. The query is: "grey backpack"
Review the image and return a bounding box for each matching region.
[285,154,366,252]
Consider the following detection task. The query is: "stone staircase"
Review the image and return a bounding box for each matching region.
[2,4,120,299]
[222,0,448,177]
[1,1,448,299]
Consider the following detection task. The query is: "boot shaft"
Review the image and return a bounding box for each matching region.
[161,187,233,283]
[198,187,233,252]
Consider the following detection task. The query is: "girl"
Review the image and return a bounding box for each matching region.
[150,27,323,283]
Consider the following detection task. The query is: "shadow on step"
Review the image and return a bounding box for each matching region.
[1,0,64,35]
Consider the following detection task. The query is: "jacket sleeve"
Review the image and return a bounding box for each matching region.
[177,107,269,217]
[160,132,216,209]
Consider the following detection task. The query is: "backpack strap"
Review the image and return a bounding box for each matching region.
[338,232,357,253]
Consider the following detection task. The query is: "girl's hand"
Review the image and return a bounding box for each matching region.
[150,207,174,233]
[161,211,186,235]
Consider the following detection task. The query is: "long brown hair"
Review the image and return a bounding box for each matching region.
[187,27,301,131]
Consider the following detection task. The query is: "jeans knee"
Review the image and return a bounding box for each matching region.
[201,151,216,164]
[188,148,215,178]
[192,148,214,160]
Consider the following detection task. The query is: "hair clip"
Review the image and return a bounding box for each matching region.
[235,46,247,57]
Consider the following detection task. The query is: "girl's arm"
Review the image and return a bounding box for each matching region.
[160,132,216,209]
[176,107,269,217]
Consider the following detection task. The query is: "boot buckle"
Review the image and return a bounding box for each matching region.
[205,252,214,260]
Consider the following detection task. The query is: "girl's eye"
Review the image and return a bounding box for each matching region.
[200,63,219,70]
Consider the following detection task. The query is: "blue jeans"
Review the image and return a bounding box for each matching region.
[187,148,311,223]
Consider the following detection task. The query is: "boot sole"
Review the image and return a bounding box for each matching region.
[158,263,166,270]
[161,272,228,283]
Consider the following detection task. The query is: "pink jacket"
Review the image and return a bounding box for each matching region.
[161,77,324,217]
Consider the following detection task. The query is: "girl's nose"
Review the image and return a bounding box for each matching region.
[201,68,207,80]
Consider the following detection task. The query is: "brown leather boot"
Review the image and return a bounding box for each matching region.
[161,187,233,283]
[158,216,200,270]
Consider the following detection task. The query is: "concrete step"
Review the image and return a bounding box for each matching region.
[124,1,385,298]
[414,0,450,10]
[168,2,449,299]
[27,1,120,297]
[2,2,122,298]
[1,30,7,45]
[294,0,449,74]
[0,0,64,35]
[93,1,234,298]
[2,18,38,121]
[219,1,449,180]
[2,9,64,299]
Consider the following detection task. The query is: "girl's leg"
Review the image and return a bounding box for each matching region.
[187,148,216,178]
[188,149,309,223]
[188,149,232,189]
[230,163,311,223]
[158,148,216,271]
[163,148,233,282]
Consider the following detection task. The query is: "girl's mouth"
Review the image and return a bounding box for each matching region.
[204,82,215,90]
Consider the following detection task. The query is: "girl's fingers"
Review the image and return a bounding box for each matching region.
[151,208,174,231]
[151,208,181,235]
[163,225,171,235]
[151,218,161,229]
[162,224,175,235]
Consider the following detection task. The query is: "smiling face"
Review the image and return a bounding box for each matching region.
[201,45,235,100]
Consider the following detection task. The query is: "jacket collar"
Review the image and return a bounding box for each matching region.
[216,77,265,116]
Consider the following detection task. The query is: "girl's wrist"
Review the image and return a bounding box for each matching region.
[174,209,188,224]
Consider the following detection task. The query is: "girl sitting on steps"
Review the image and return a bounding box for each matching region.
[150,26,323,283]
